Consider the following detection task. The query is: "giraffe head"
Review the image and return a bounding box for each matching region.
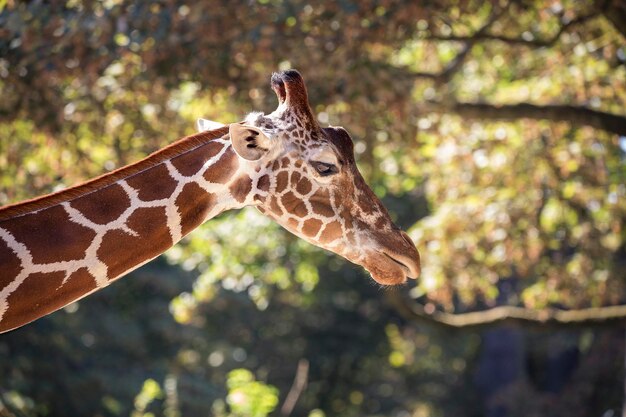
[227,70,420,285]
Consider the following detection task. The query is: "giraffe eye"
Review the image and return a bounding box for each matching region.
[313,161,338,176]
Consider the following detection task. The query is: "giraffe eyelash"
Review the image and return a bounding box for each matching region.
[312,161,338,176]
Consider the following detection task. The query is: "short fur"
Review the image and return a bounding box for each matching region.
[0,127,230,222]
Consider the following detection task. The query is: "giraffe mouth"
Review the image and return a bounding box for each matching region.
[354,238,421,285]
[382,251,420,280]
[382,252,412,277]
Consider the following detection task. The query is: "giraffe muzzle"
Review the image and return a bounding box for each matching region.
[363,230,421,285]
[399,230,421,279]
[382,250,420,280]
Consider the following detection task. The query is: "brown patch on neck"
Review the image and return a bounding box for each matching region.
[126,164,178,201]
[97,206,172,279]
[204,147,238,184]
[0,270,92,333]
[0,126,230,222]
[2,204,96,264]
[0,239,22,284]
[175,183,217,236]
[70,183,131,225]
[229,175,253,204]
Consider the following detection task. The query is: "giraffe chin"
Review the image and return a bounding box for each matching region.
[362,252,414,286]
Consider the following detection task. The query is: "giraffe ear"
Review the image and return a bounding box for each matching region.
[229,123,273,161]
[197,118,226,132]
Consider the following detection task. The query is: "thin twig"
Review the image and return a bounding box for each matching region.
[280,359,310,417]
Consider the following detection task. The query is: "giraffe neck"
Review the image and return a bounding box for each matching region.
[0,127,257,333]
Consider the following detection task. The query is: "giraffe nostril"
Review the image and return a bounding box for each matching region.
[382,252,411,273]
[383,231,421,279]
[381,250,419,280]
[400,231,417,249]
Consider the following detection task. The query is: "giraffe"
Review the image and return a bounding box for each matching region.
[0,70,420,333]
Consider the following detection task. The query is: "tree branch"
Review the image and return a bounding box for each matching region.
[410,43,473,83]
[412,6,506,84]
[425,13,599,47]
[594,0,626,39]
[386,292,626,330]
[417,101,626,136]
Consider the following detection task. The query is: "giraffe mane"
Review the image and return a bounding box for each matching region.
[0,126,230,222]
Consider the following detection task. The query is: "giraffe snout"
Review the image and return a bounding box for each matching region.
[399,231,421,278]
[381,231,421,280]
[357,229,421,286]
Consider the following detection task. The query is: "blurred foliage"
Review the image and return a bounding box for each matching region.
[1,0,625,416]
[132,379,164,417]
[167,209,323,321]
[216,369,279,417]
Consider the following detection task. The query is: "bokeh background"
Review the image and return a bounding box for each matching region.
[1,1,625,416]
